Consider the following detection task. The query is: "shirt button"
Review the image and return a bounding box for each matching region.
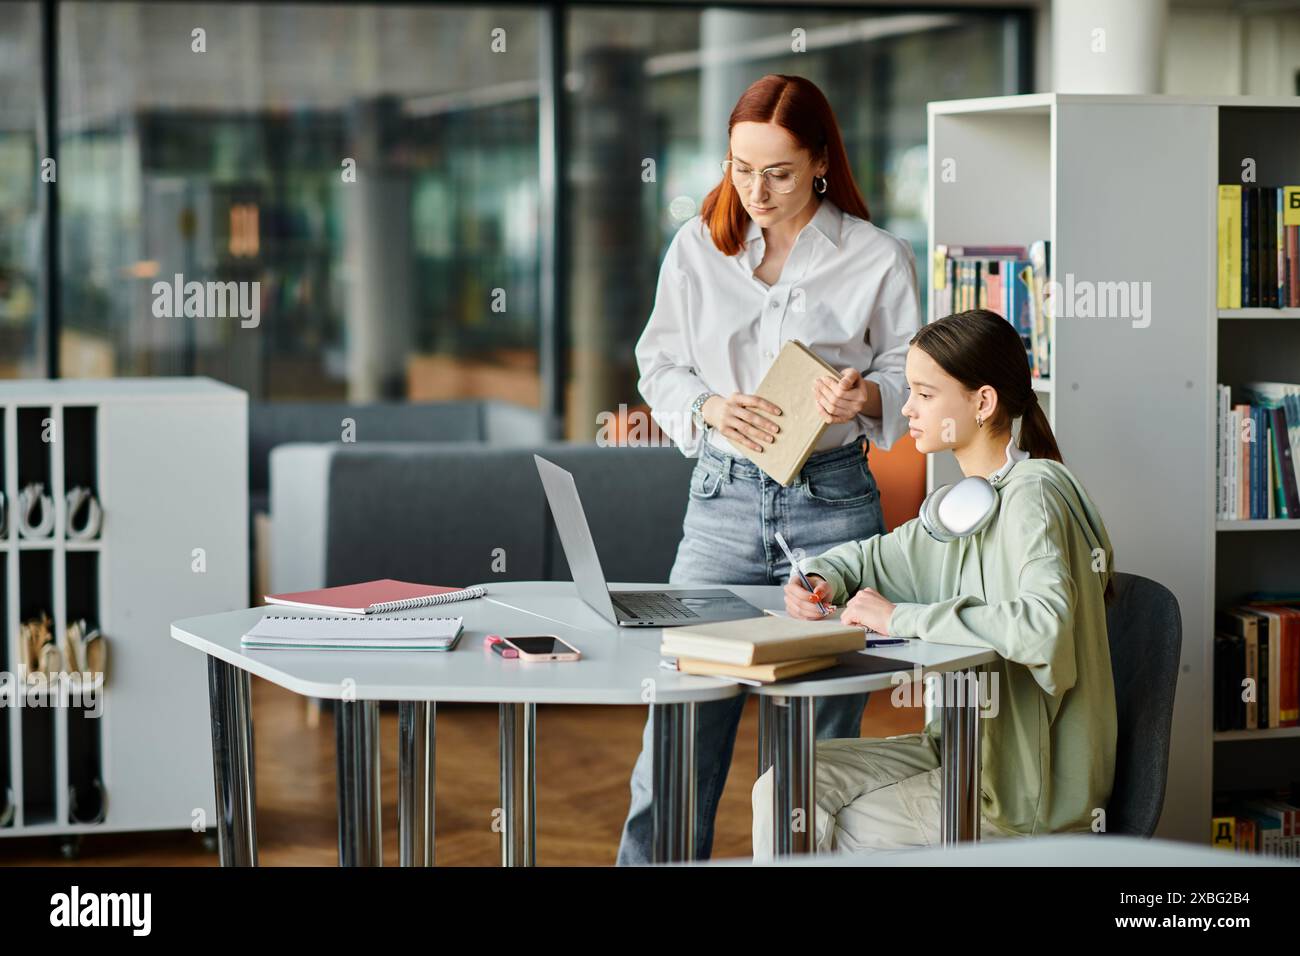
[769,300,779,310]
[764,350,774,359]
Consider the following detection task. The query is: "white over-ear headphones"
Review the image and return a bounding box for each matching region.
[919,475,999,542]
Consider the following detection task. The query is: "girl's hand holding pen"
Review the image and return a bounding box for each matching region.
[784,573,837,620]
[703,393,782,454]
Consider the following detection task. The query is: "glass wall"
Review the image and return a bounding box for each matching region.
[0,2,44,378]
[57,2,541,402]
[3,2,1030,429]
[566,7,1027,439]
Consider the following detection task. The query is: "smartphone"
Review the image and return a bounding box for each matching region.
[500,635,581,662]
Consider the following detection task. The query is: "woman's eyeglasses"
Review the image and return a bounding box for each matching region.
[720,159,804,195]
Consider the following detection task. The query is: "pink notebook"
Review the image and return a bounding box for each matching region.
[264,579,487,615]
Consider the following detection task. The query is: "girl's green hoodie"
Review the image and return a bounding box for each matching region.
[800,453,1117,836]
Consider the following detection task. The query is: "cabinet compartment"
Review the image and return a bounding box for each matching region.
[15,407,54,540]
[65,551,98,633]
[15,407,52,490]
[66,708,104,825]
[0,554,11,828]
[64,550,104,824]
[19,708,54,825]
[17,548,54,824]
[62,407,100,541]
[0,411,7,537]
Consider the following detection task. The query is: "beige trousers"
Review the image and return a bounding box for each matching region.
[751,732,1017,860]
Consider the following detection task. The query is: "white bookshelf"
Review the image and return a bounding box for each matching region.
[927,93,1300,845]
[0,378,246,851]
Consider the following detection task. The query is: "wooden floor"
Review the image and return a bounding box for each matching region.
[0,678,923,866]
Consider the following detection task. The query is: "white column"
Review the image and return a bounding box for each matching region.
[1052,0,1168,94]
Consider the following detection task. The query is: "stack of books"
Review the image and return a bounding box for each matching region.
[1215,381,1300,520]
[1216,185,1300,309]
[1214,602,1299,731]
[1212,793,1300,857]
[659,615,866,684]
[931,240,1051,378]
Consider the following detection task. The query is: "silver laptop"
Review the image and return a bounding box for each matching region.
[534,455,764,628]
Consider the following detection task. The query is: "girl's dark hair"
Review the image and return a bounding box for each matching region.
[910,309,1062,462]
[911,310,1115,605]
[700,74,870,256]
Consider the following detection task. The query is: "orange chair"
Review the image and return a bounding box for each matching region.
[868,435,926,532]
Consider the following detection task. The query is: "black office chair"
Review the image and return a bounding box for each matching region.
[1103,572,1182,836]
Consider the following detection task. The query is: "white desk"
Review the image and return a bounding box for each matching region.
[171,583,739,866]
[170,580,994,866]
[494,581,996,855]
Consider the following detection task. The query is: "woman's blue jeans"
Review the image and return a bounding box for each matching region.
[615,437,886,864]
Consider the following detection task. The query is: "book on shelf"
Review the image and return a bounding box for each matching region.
[1216,184,1300,309]
[1215,604,1300,731]
[1215,382,1300,520]
[932,240,1051,378]
[1212,791,1300,857]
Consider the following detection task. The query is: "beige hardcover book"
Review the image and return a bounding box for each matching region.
[660,615,865,666]
[739,339,842,486]
[675,655,840,683]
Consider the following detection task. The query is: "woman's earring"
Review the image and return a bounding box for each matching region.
[976,414,984,429]
[814,174,827,194]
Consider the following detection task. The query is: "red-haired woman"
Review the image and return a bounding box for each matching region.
[623,74,921,863]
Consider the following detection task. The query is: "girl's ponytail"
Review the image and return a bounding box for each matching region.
[1015,390,1062,462]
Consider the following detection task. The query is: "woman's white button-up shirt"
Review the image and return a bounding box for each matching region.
[634,197,921,459]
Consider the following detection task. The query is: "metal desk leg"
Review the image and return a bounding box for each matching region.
[770,695,817,856]
[399,701,436,866]
[336,699,382,866]
[206,657,258,866]
[758,695,775,778]
[499,702,536,867]
[650,701,696,863]
[940,668,982,845]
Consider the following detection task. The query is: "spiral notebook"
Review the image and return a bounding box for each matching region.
[242,615,465,651]
[264,579,487,615]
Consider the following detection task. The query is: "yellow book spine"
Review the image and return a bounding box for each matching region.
[1218,185,1242,310]
[1211,815,1235,850]
[1284,186,1300,227]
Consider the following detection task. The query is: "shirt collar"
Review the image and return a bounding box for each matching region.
[988,435,1030,484]
[743,196,843,252]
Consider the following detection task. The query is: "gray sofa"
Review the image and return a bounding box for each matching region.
[270,441,696,595]
[250,399,546,519]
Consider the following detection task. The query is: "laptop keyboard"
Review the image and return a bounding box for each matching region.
[613,592,699,621]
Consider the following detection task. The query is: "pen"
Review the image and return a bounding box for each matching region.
[773,531,830,616]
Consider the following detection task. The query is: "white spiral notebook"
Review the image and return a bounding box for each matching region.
[241,615,465,651]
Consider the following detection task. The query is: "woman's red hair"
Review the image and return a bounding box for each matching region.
[699,74,871,256]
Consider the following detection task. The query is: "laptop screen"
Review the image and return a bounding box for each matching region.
[533,455,620,624]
